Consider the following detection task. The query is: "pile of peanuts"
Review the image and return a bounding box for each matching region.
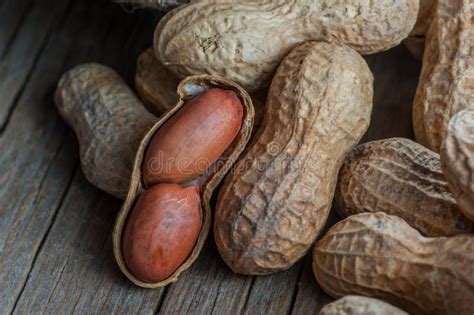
[55,0,473,313]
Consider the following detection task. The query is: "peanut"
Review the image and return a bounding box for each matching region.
[335,137,473,236]
[55,63,155,199]
[441,110,474,221]
[313,212,474,315]
[122,183,201,283]
[154,0,418,91]
[113,75,255,288]
[319,296,407,315]
[142,88,243,186]
[214,42,373,275]
[412,0,474,152]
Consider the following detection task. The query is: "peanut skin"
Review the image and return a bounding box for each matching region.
[122,183,201,283]
[313,212,474,315]
[142,88,243,186]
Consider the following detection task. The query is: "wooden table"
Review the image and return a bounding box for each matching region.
[0,0,420,313]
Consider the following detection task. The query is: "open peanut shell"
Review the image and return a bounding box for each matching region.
[112,75,254,288]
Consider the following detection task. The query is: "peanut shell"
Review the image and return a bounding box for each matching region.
[113,75,254,288]
[319,296,408,315]
[313,212,474,315]
[440,110,474,221]
[336,137,473,236]
[412,0,474,152]
[214,41,373,275]
[55,63,156,199]
[154,0,418,91]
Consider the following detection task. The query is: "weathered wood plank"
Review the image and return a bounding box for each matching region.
[0,0,33,56]
[8,1,164,313]
[242,264,303,315]
[0,0,73,131]
[0,0,77,308]
[159,240,252,314]
[0,0,144,312]
[13,172,165,314]
[290,256,333,315]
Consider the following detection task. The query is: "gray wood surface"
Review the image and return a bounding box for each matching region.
[0,0,420,313]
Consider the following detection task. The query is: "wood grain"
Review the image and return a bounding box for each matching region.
[0,0,420,312]
[1,0,159,313]
[0,0,72,131]
[0,0,33,56]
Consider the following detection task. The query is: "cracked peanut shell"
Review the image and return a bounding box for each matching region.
[113,75,254,288]
[440,109,474,221]
[154,0,418,92]
[412,0,474,152]
[55,63,156,199]
[214,41,373,275]
[313,212,474,315]
[335,137,473,237]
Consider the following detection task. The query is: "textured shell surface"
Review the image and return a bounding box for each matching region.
[214,41,373,275]
[154,0,418,91]
[313,212,474,315]
[319,295,408,315]
[55,63,156,199]
[336,137,473,236]
[440,109,474,221]
[412,0,474,152]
